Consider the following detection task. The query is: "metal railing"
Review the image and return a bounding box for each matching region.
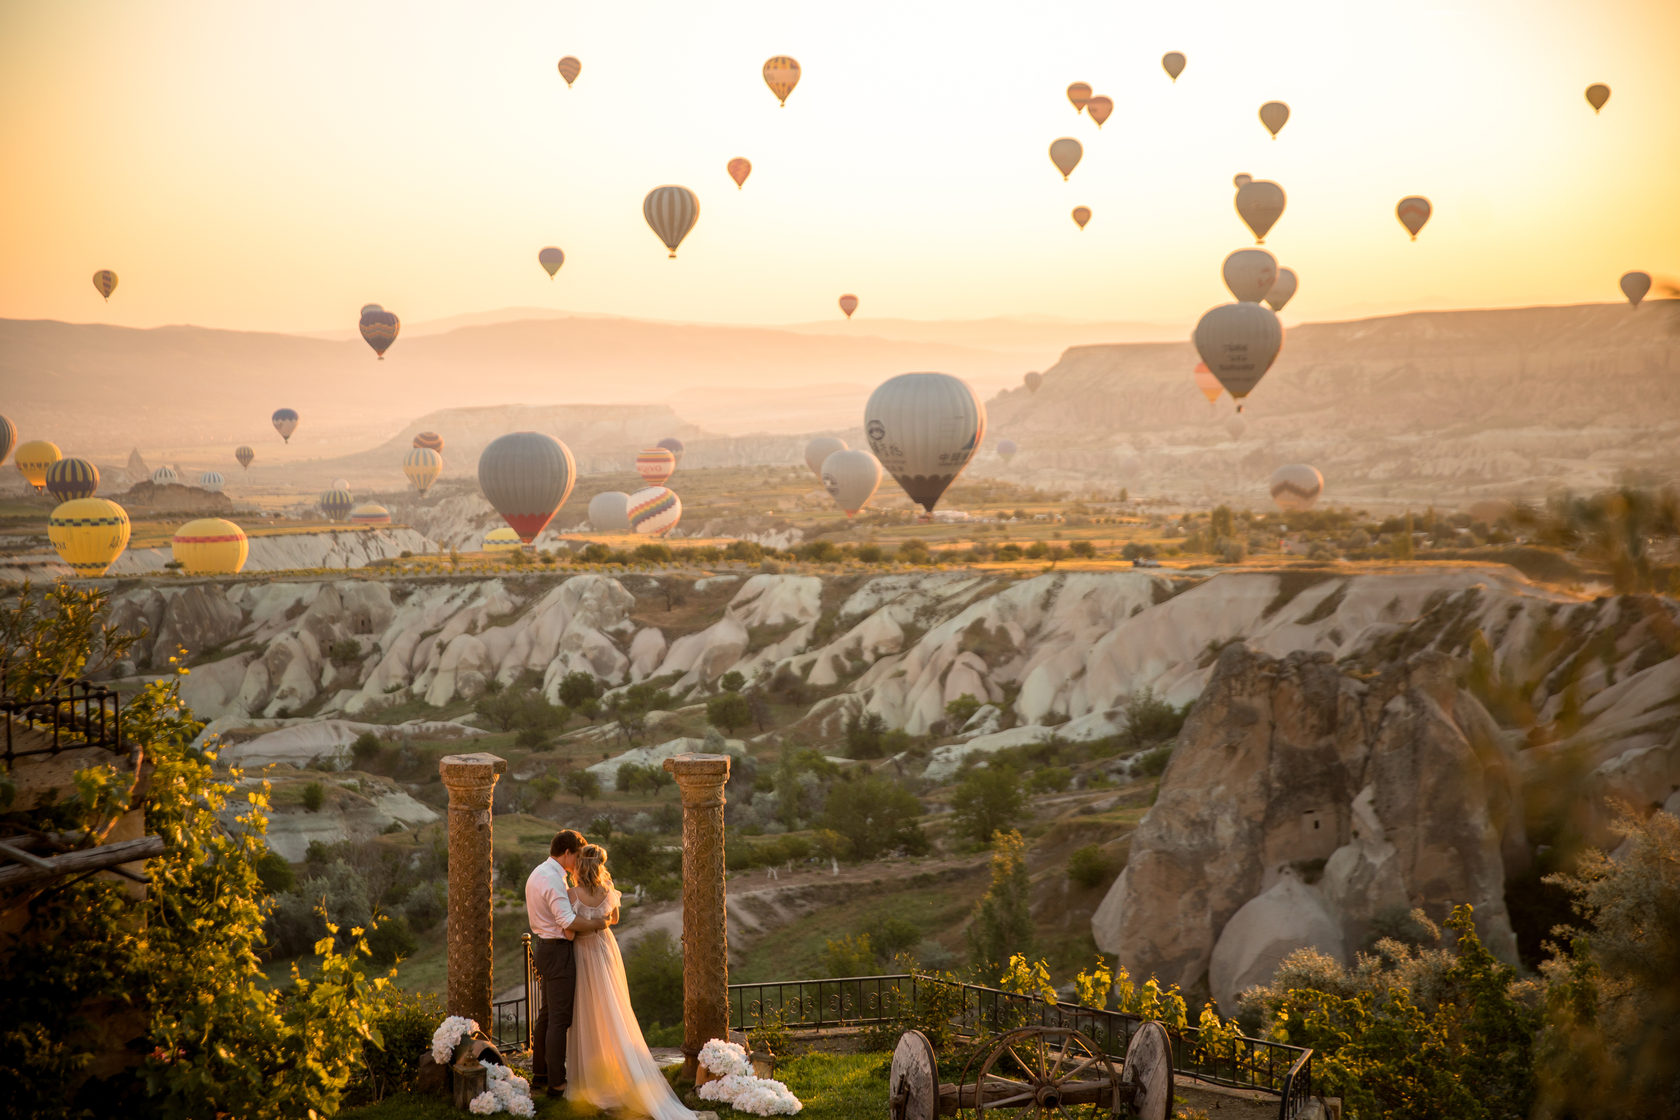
[489,933,538,1053]
[1,680,123,765]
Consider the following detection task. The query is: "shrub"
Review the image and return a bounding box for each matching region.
[719,670,746,693]
[820,775,926,860]
[350,730,382,766]
[346,990,444,1105]
[564,769,602,804]
[706,691,751,734]
[1135,745,1173,777]
[1122,687,1189,749]
[364,911,417,966]
[301,781,325,812]
[967,830,1033,974]
[944,693,982,728]
[625,930,685,1036]
[951,765,1025,843]
[855,544,885,563]
[1067,845,1113,890]
[1067,540,1097,558]
[823,933,878,977]
[254,850,296,895]
[328,638,362,665]
[1029,766,1072,793]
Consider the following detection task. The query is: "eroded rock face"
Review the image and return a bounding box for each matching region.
[1093,643,1523,998]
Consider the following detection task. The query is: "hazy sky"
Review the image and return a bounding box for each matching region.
[2,0,1676,335]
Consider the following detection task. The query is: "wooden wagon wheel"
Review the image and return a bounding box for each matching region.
[889,1029,939,1120]
[970,1026,1121,1119]
[1119,1021,1173,1120]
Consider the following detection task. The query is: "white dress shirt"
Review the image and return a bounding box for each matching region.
[525,857,578,940]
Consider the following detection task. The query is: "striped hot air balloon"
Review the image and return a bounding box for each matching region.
[727,158,752,189]
[49,498,130,576]
[199,471,225,493]
[350,503,392,526]
[762,56,801,105]
[172,518,248,574]
[235,445,254,470]
[413,431,444,453]
[1270,465,1324,512]
[45,457,99,502]
[404,447,442,494]
[643,186,699,258]
[272,408,299,442]
[359,309,400,358]
[588,491,631,532]
[557,56,581,86]
[15,440,61,492]
[804,436,847,477]
[151,466,179,486]
[92,270,118,301]
[1066,82,1092,112]
[478,432,576,543]
[320,488,353,521]
[483,527,523,552]
[628,487,681,536]
[863,372,986,513]
[635,447,677,486]
[0,415,16,466]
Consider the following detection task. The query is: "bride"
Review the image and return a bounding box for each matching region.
[567,843,697,1120]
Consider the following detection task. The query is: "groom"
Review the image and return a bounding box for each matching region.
[525,828,613,1097]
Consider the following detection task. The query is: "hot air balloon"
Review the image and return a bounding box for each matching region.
[92,270,118,301]
[588,491,632,532]
[151,466,179,486]
[320,488,353,521]
[15,440,61,492]
[478,432,576,543]
[172,518,248,575]
[1585,83,1610,113]
[235,445,254,470]
[350,503,392,526]
[1266,268,1298,312]
[635,447,676,486]
[360,303,383,317]
[1193,303,1284,412]
[0,415,14,466]
[1620,271,1651,308]
[404,447,442,494]
[1236,180,1286,244]
[1071,207,1091,230]
[483,527,523,552]
[820,449,882,517]
[656,437,685,463]
[1049,138,1083,180]
[198,471,225,493]
[359,308,400,358]
[1222,249,1278,303]
[804,436,848,477]
[1086,96,1113,128]
[557,56,581,86]
[763,56,801,105]
[997,440,1018,462]
[48,498,129,576]
[1193,362,1223,404]
[863,372,985,513]
[1233,173,1252,188]
[1162,53,1186,82]
[272,408,299,443]
[413,431,444,453]
[728,157,752,189]
[1023,372,1043,393]
[643,186,699,258]
[539,247,564,278]
[1259,101,1290,138]
[839,294,859,319]
[1396,196,1431,240]
[45,458,99,502]
[628,487,681,536]
[331,478,350,491]
[1269,464,1324,512]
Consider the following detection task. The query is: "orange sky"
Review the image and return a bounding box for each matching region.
[1,0,1676,335]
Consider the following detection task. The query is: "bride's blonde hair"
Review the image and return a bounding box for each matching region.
[576,843,612,893]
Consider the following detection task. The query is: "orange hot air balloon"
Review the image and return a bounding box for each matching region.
[1162,53,1186,82]
[727,157,752,189]
[557,56,581,86]
[1071,207,1091,230]
[1193,362,1223,404]
[763,56,801,106]
[1066,82,1092,113]
[838,294,859,319]
[1396,196,1432,240]
[1585,83,1609,113]
[1086,96,1113,128]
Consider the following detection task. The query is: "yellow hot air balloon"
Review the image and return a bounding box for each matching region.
[643,186,699,258]
[1396,196,1432,240]
[1066,82,1092,113]
[1259,101,1289,138]
[172,518,249,575]
[49,498,130,576]
[1585,83,1609,113]
[727,157,752,189]
[557,56,581,86]
[763,56,801,106]
[1049,138,1082,180]
[1162,53,1186,82]
[15,440,61,492]
[1071,206,1092,230]
[92,270,118,301]
[483,527,523,552]
[404,447,442,494]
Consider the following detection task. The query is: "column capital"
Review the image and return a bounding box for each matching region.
[440,752,508,805]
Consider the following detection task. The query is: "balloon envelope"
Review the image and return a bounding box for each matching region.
[839,294,859,319]
[1193,362,1223,404]
[588,491,632,532]
[1270,464,1324,512]
[1193,303,1284,408]
[1620,271,1651,307]
[643,186,699,257]
[656,438,685,463]
[557,56,581,86]
[235,445,254,470]
[1162,52,1186,81]
[16,440,61,492]
[1222,249,1278,303]
[479,432,577,543]
[763,56,801,105]
[172,518,248,574]
[349,503,392,526]
[727,157,752,188]
[1086,96,1113,127]
[483,527,523,552]
[1235,181,1286,243]
[1585,83,1609,112]
[359,310,400,358]
[1071,206,1091,230]
[804,436,848,477]
[92,270,118,301]
[0,415,14,467]
[45,457,99,503]
[151,466,178,486]
[1265,268,1298,312]
[1259,101,1290,137]
[997,440,1018,461]
[49,498,130,576]
[360,303,383,317]
[863,372,986,513]
[1049,138,1083,180]
[821,449,882,516]
[635,447,677,486]
[272,408,299,442]
[1065,82,1092,111]
[1233,173,1252,188]
[198,471,224,493]
[628,487,681,536]
[1023,372,1043,393]
[320,488,353,521]
[404,447,442,494]
[1396,196,1432,239]
[539,247,564,277]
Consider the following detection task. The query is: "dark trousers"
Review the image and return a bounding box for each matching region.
[531,937,576,1087]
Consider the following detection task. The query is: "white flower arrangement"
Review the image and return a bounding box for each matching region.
[468,1060,535,1117]
[697,1039,802,1115]
[430,1015,479,1065]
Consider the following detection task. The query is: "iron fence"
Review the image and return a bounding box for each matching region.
[1,680,123,765]
[488,933,538,1053]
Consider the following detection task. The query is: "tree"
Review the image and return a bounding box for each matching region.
[944,693,982,729]
[718,671,746,693]
[952,765,1026,843]
[558,670,604,713]
[967,830,1034,976]
[819,775,925,860]
[1067,540,1096,558]
[1210,505,1235,539]
[563,770,602,804]
[706,691,751,734]
[844,711,890,758]
[823,934,878,977]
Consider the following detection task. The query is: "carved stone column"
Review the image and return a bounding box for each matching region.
[440,752,507,1028]
[663,752,732,1082]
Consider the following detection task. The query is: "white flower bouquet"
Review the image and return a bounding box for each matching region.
[697,1038,802,1115]
[469,1060,535,1117]
[430,1015,480,1065]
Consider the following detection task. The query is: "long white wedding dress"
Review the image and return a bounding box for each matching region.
[567,888,697,1120]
